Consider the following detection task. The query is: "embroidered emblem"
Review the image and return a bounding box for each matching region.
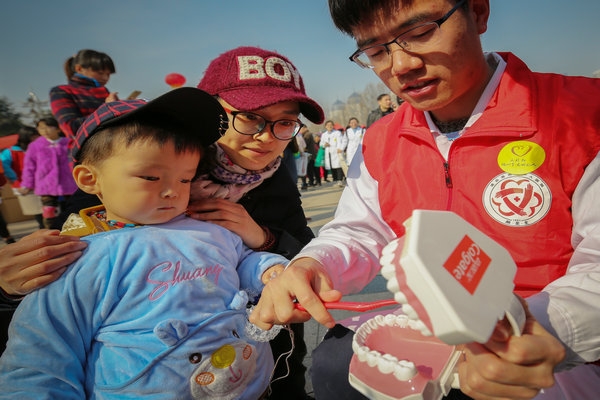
[497,140,545,175]
[237,55,301,88]
[189,341,258,399]
[482,173,551,226]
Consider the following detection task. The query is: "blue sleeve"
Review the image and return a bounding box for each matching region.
[0,149,16,182]
[0,241,109,399]
[236,246,288,295]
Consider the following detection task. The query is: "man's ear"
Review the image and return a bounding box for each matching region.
[72,164,101,195]
[470,0,490,34]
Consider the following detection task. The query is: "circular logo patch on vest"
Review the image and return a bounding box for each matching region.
[483,173,551,226]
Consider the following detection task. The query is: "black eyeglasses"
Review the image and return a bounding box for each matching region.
[350,0,467,69]
[222,107,302,141]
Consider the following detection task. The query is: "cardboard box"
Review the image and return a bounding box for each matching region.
[0,183,35,224]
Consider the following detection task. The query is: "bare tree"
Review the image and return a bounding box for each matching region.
[0,97,23,136]
[21,92,52,124]
[320,81,389,130]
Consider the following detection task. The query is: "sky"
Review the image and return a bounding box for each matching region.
[1,0,599,122]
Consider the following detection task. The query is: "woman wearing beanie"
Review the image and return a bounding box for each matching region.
[189,46,323,400]
[1,46,323,400]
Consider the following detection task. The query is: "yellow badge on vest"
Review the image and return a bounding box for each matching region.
[497,140,545,175]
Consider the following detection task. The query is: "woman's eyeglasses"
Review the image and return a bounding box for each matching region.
[223,107,302,141]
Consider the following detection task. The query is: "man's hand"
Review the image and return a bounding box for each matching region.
[0,230,87,296]
[250,257,342,330]
[458,298,565,399]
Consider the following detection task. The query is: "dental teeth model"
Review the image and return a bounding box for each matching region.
[349,210,525,399]
[349,311,459,399]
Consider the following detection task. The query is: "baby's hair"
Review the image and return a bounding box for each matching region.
[64,49,116,80]
[78,116,203,167]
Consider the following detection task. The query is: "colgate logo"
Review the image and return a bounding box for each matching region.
[444,235,491,294]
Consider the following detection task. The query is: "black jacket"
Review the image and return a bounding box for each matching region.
[238,164,314,259]
[366,106,394,128]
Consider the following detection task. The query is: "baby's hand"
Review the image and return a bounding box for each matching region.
[261,264,285,285]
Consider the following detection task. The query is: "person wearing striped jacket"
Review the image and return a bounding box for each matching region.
[49,49,118,146]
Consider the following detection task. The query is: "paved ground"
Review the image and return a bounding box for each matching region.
[1,218,41,248]
[298,181,393,396]
[1,180,394,396]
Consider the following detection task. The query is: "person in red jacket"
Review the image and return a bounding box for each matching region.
[250,1,600,399]
[0,165,16,245]
[49,49,118,146]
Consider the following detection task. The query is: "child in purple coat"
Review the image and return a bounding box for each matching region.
[19,117,77,228]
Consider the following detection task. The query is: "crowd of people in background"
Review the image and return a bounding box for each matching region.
[293,103,392,192]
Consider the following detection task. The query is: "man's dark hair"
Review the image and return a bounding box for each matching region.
[329,0,465,36]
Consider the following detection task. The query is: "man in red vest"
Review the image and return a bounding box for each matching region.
[252,1,600,399]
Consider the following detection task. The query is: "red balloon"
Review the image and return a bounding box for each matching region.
[165,73,186,88]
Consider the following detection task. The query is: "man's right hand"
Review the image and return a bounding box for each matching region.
[0,230,87,297]
[458,297,565,399]
[249,257,342,330]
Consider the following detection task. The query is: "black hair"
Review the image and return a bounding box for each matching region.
[329,0,465,36]
[36,116,59,129]
[78,115,203,167]
[377,93,391,101]
[16,126,39,150]
[64,49,116,79]
[36,116,64,137]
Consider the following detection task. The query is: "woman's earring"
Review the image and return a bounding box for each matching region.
[218,114,228,136]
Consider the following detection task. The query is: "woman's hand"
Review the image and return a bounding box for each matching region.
[458,298,565,399]
[187,198,267,249]
[105,92,119,103]
[0,230,87,296]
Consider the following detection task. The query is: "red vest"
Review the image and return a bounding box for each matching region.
[363,53,600,297]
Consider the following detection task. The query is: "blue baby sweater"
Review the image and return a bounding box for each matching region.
[0,215,288,399]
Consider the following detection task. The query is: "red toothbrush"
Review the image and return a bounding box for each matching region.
[294,299,397,312]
